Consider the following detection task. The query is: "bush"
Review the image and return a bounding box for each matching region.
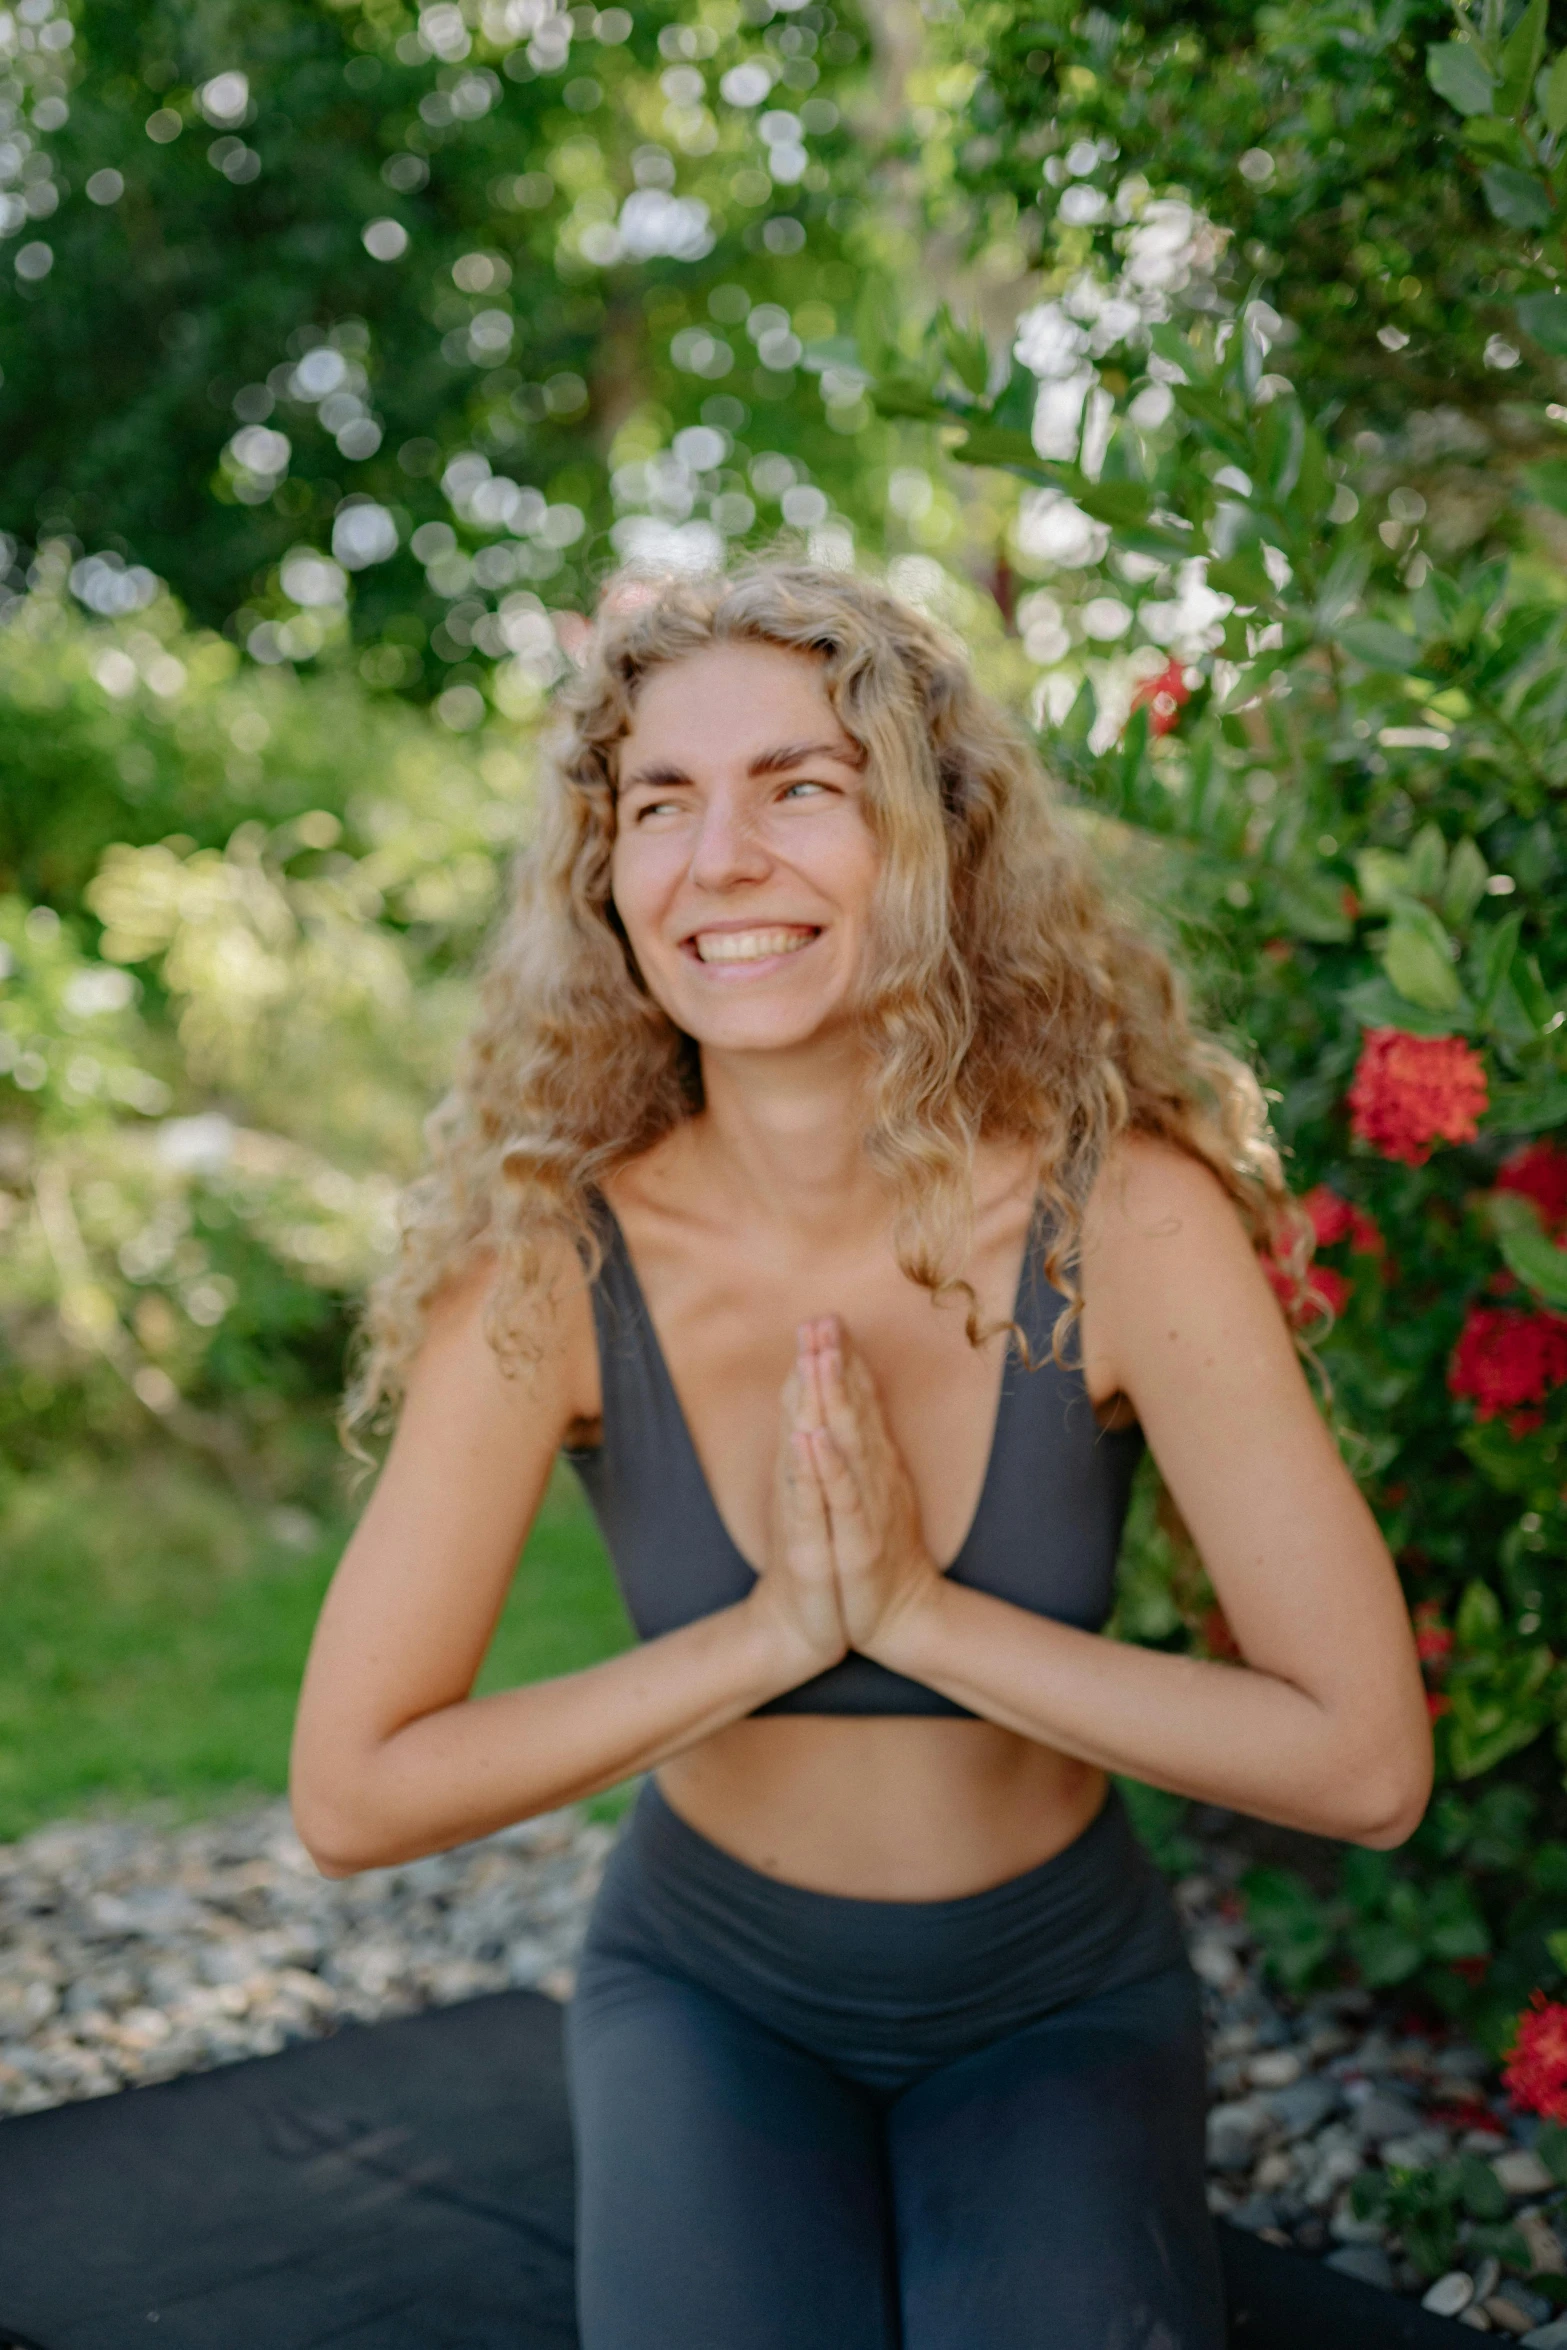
[861,0,1567,2054]
[0,565,532,1490]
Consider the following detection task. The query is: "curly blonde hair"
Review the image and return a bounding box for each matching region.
[344,556,1312,1446]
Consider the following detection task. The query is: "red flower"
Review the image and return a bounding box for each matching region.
[1261,1255,1351,1325]
[1504,1993,1567,2123]
[1306,1264,1352,1316]
[1412,1600,1452,1667]
[1130,657,1192,738]
[1496,1139,1567,1232]
[1426,1690,1452,1721]
[1347,1030,1489,1167]
[1449,1304,1567,1426]
[1302,1184,1354,1247]
[1300,1186,1385,1255]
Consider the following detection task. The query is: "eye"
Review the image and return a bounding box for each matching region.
[632,796,686,822]
[779,778,830,801]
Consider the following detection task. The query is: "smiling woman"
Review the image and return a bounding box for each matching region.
[294,557,1430,2350]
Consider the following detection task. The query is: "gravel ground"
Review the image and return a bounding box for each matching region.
[3,1799,1566,2340]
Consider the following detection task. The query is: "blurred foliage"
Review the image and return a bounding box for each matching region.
[2,0,902,695]
[862,0,1567,2052]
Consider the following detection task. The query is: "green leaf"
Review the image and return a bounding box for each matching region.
[1073,479,1155,528]
[1538,2120,1567,2183]
[1341,976,1467,1036]
[1548,49,1567,134]
[1408,820,1449,900]
[1462,114,1532,162]
[1347,1917,1423,1985]
[1428,40,1499,114]
[989,354,1041,437]
[951,422,1046,472]
[1274,872,1353,944]
[1481,164,1554,228]
[1443,837,1490,927]
[1450,1698,1552,1778]
[1487,1073,1567,1129]
[939,305,991,398]
[1457,1579,1504,1649]
[1498,0,1549,118]
[1524,459,1567,513]
[1464,2221,1532,2270]
[1547,1930,1567,1974]
[1355,848,1410,910]
[1337,621,1422,671]
[1499,1221,1567,1309]
[1459,2150,1513,2222]
[1206,551,1275,607]
[1475,909,1524,1016]
[870,374,947,421]
[1518,292,1567,354]
[1379,904,1466,1015]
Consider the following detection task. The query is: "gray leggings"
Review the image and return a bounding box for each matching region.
[565,1781,1225,2349]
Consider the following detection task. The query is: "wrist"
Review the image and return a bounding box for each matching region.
[859,1561,952,1678]
[738,1582,844,1695]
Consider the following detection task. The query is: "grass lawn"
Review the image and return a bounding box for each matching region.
[0,1453,634,1842]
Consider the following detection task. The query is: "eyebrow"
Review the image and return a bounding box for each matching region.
[620,738,865,792]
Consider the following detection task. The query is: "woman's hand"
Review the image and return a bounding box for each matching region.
[747,1363,852,1682]
[792,1316,942,1656]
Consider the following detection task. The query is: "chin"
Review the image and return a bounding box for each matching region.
[657,980,847,1057]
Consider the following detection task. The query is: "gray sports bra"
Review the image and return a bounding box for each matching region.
[563,1199,1146,1717]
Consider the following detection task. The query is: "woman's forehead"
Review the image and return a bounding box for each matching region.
[619,641,860,768]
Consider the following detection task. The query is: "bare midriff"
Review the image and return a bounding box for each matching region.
[656,1719,1107,1901]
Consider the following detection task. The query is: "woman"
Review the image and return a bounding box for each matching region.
[291,559,1432,2349]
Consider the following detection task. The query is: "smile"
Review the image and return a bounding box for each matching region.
[688,926,819,965]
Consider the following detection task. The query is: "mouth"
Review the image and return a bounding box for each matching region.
[684,925,821,967]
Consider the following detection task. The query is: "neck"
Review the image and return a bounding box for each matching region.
[684,1032,891,1248]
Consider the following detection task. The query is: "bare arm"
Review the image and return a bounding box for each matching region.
[289,1252,845,1876]
[803,1137,1433,1848]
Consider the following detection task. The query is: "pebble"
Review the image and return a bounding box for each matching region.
[0,1798,1558,2325]
[1248,2048,1303,2089]
[0,1800,611,2117]
[1496,2149,1556,2197]
[1350,2086,1427,2142]
[1517,2212,1567,2276]
[1490,2291,1554,2336]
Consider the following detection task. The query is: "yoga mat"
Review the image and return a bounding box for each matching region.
[0,1988,1474,2348]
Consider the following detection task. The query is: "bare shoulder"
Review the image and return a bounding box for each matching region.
[407,1220,601,1438]
[1079,1131,1285,1403]
[1081,1129,1255,1271]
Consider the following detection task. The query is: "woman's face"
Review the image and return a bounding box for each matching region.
[610,641,881,1058]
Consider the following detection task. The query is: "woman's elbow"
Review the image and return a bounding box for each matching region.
[1339,1729,1435,1851]
[288,1755,390,1879]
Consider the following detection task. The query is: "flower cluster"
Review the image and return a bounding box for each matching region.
[1347,1030,1489,1167]
[1448,1304,1567,1433]
[1503,1993,1567,2124]
[1496,1138,1567,1231]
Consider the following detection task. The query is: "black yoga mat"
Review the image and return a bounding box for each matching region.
[0,1988,1474,2350]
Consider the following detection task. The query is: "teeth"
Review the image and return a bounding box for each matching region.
[694,927,814,964]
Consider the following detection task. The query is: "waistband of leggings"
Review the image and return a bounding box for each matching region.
[593,1773,1185,2035]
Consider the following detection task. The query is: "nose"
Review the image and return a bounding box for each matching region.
[687,787,772,891]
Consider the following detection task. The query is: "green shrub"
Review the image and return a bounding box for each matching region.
[864,0,1567,2054]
